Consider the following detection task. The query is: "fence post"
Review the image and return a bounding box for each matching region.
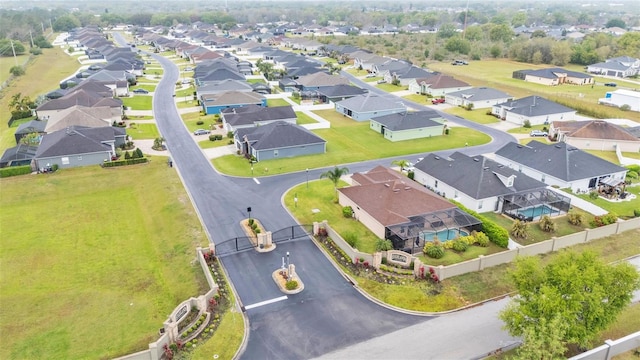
[551,237,558,251]
[478,255,484,271]
[604,339,614,360]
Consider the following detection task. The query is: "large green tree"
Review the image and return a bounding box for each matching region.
[52,15,81,32]
[500,251,639,351]
[320,166,349,191]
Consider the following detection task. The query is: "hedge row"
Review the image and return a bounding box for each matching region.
[0,165,32,178]
[102,158,148,167]
[451,200,509,248]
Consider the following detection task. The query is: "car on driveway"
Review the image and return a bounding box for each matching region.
[530,130,548,137]
[365,73,376,78]
[432,98,445,104]
[132,88,149,94]
[193,129,210,135]
[604,82,617,87]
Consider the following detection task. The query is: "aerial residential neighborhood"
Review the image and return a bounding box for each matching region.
[1,1,639,360]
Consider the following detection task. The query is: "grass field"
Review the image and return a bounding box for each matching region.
[181,112,219,133]
[0,160,209,359]
[122,95,153,110]
[444,107,501,124]
[267,98,291,107]
[428,59,640,122]
[199,138,232,149]
[1,46,79,152]
[296,111,317,125]
[211,109,491,176]
[126,123,160,140]
[0,54,30,84]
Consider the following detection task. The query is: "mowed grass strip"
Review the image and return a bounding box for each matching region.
[122,95,153,110]
[1,46,79,152]
[126,123,160,140]
[212,109,490,176]
[0,160,209,359]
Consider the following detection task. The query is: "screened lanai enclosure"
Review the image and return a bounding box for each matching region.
[500,188,571,222]
[385,208,482,254]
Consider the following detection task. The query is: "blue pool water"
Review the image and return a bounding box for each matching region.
[517,205,555,219]
[422,229,469,242]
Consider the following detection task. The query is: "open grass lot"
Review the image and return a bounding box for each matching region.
[199,138,232,149]
[176,99,198,109]
[130,84,156,92]
[126,123,160,140]
[175,86,195,98]
[377,82,406,92]
[0,54,30,84]
[1,46,79,152]
[122,95,153,111]
[585,150,640,164]
[181,112,219,133]
[211,108,490,176]
[267,99,291,107]
[444,107,501,124]
[246,78,266,84]
[428,59,640,122]
[296,111,317,125]
[402,93,430,105]
[0,160,208,359]
[145,68,164,76]
[267,98,291,107]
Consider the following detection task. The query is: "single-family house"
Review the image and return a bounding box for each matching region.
[369,110,446,142]
[587,56,640,78]
[599,89,640,112]
[34,126,126,170]
[352,51,389,72]
[512,68,594,86]
[36,89,123,122]
[335,94,406,121]
[200,91,266,115]
[408,74,471,96]
[494,141,627,193]
[550,120,640,153]
[294,72,350,92]
[316,85,368,104]
[14,119,47,144]
[0,144,38,168]
[44,105,116,133]
[235,121,326,162]
[413,152,570,220]
[337,166,482,252]
[196,79,254,99]
[445,87,513,109]
[221,105,296,132]
[491,95,577,126]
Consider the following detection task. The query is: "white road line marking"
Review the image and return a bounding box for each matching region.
[253,178,260,184]
[244,296,288,310]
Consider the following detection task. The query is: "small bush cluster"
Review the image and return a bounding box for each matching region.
[511,219,529,239]
[102,157,148,167]
[634,209,640,218]
[539,215,556,233]
[423,242,445,259]
[196,120,204,125]
[590,212,618,227]
[452,201,508,247]
[342,206,353,218]
[375,238,393,251]
[589,191,599,200]
[342,231,358,248]
[567,210,583,225]
[285,280,298,290]
[209,134,223,141]
[0,165,32,178]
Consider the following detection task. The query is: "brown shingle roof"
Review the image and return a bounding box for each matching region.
[339,167,455,227]
[553,120,639,141]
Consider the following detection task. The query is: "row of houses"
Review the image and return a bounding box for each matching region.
[0,27,142,169]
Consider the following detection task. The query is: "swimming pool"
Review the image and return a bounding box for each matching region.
[422,229,469,242]
[517,205,557,219]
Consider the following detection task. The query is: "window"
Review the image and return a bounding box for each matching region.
[77,156,82,161]
[434,180,438,188]
[274,150,279,157]
[454,190,458,198]
[61,157,69,165]
[518,165,522,172]
[478,201,483,209]
[541,174,546,182]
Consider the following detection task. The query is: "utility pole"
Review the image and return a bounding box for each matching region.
[41,22,45,34]
[29,30,34,48]
[10,40,17,66]
[462,0,470,40]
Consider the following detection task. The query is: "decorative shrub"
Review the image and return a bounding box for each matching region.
[589,191,599,200]
[209,134,217,141]
[452,239,468,252]
[590,212,618,227]
[539,215,556,232]
[285,280,298,290]
[425,245,445,259]
[248,218,254,226]
[0,165,31,178]
[342,206,353,218]
[511,219,529,239]
[523,120,531,128]
[196,120,204,125]
[451,201,508,248]
[317,227,328,237]
[343,231,358,248]
[634,209,640,218]
[474,232,490,247]
[254,228,261,234]
[567,211,583,225]
[375,239,393,251]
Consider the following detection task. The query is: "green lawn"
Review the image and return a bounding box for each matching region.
[145,68,164,76]
[130,84,156,92]
[267,98,291,107]
[0,160,209,359]
[296,111,317,125]
[444,107,500,124]
[584,150,640,165]
[199,138,233,149]
[122,96,153,111]
[125,115,154,121]
[175,87,195,98]
[181,112,219,133]
[402,93,429,104]
[176,99,198,109]
[417,242,506,266]
[0,54,30,84]
[246,78,266,84]
[377,82,406,92]
[1,46,79,152]
[564,186,640,219]
[126,123,160,140]
[211,109,490,176]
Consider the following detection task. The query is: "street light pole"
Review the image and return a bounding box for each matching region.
[306,168,309,188]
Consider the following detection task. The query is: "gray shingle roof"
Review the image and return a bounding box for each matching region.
[36,126,125,158]
[317,84,367,98]
[16,120,47,135]
[372,110,444,131]
[520,67,593,79]
[494,141,627,181]
[447,87,511,102]
[336,94,406,112]
[496,96,575,117]
[415,152,547,199]
[223,106,296,126]
[237,121,325,150]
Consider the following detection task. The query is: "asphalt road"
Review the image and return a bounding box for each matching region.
[114,33,522,359]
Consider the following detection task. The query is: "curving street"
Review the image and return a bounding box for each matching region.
[117,32,520,359]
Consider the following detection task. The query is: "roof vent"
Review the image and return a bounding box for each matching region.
[555,144,561,148]
[435,156,440,160]
[483,166,489,170]
[404,186,411,190]
[548,159,552,162]
[473,158,479,162]
[384,183,390,187]
[393,189,400,193]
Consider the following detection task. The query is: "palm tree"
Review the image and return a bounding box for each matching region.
[320,166,349,190]
[391,159,410,171]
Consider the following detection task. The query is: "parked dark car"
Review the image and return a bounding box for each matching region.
[132,88,149,94]
[604,82,617,87]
